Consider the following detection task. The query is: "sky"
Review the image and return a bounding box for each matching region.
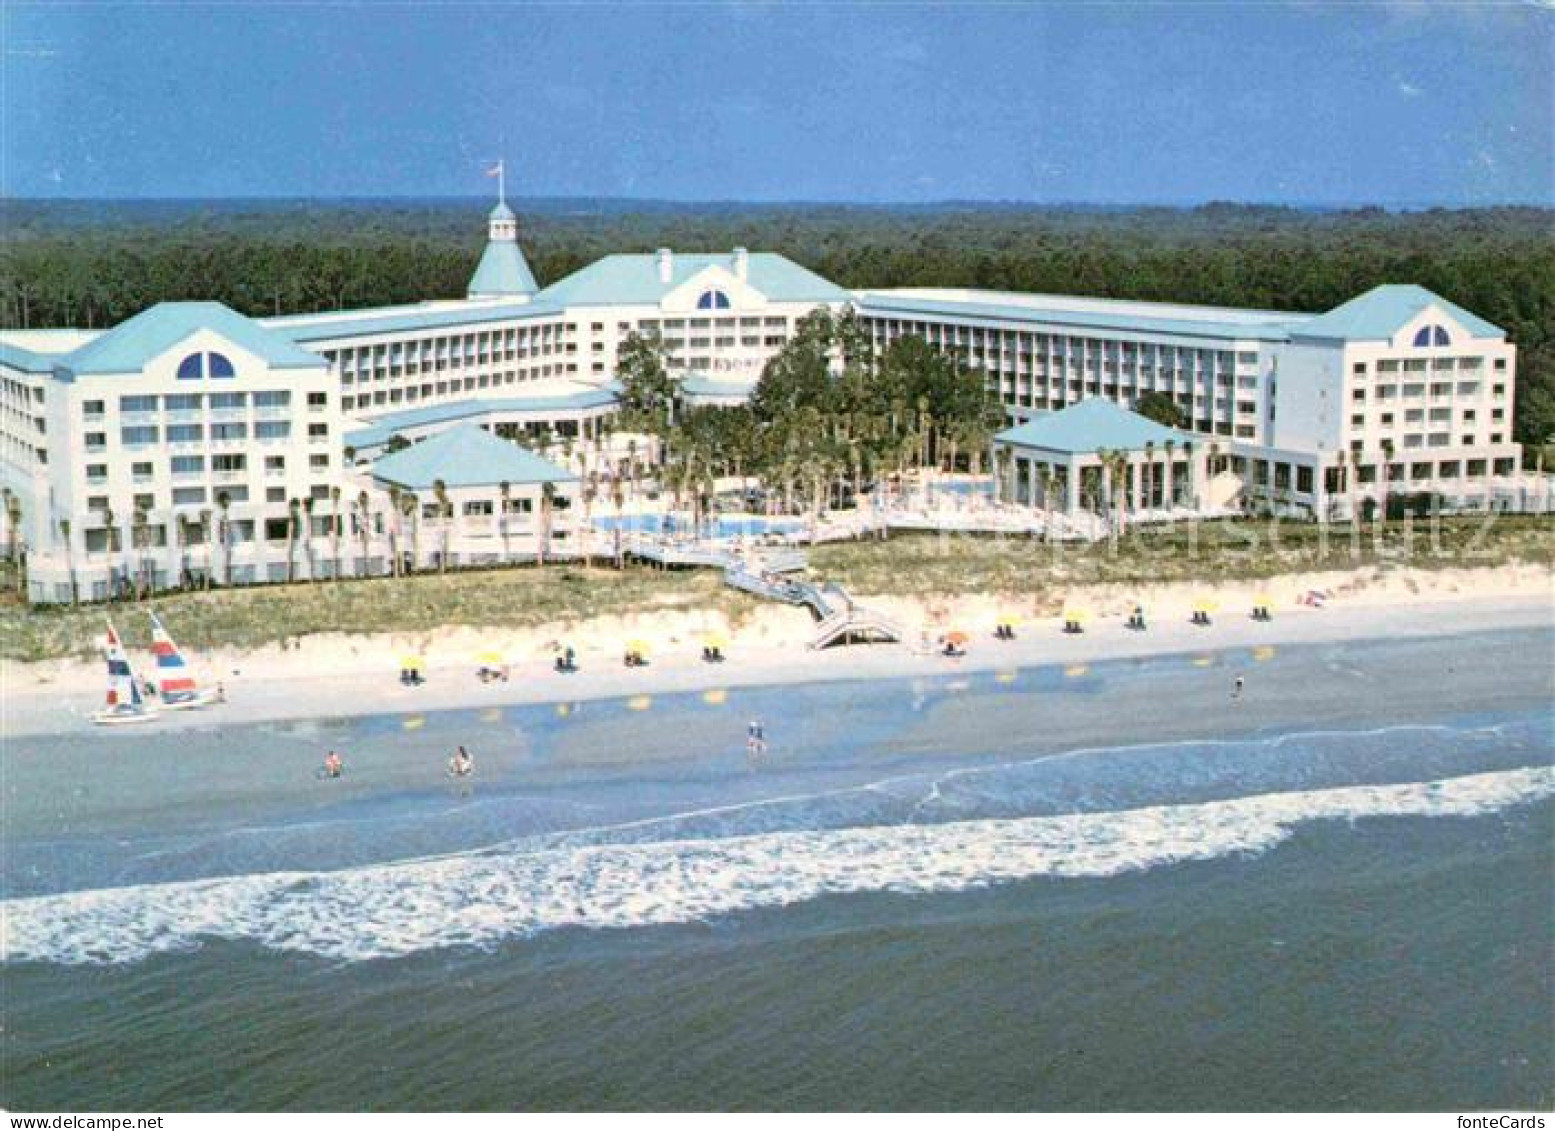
[2,1,1551,206]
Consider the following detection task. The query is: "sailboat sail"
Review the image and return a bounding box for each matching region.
[102,620,146,714]
[149,612,200,703]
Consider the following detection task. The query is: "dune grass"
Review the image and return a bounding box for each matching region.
[3,515,1550,662]
[0,565,756,663]
[810,514,1555,596]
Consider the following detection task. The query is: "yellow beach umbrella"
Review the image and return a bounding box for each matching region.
[997,613,1022,628]
[400,655,425,671]
[1193,597,1218,615]
[475,650,505,667]
[703,633,728,650]
[626,639,650,655]
[1062,607,1090,624]
[1253,594,1273,609]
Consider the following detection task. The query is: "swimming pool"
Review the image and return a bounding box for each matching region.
[590,513,805,539]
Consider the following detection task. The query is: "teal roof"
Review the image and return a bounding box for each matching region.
[1292,284,1504,342]
[370,423,578,491]
[0,340,60,374]
[536,252,850,306]
[467,239,539,298]
[857,293,1303,344]
[55,302,325,378]
[267,297,560,344]
[346,386,620,450]
[490,201,516,223]
[995,398,1197,455]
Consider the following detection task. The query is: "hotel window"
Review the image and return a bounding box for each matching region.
[211,422,248,442]
[132,461,153,479]
[1412,325,1450,348]
[309,454,328,471]
[166,394,201,412]
[696,291,729,310]
[266,487,286,504]
[121,425,159,445]
[171,455,204,475]
[172,487,207,506]
[1352,362,1367,375]
[255,421,290,440]
[120,395,158,414]
[254,391,291,408]
[168,424,203,443]
[210,392,247,410]
[307,392,327,410]
[82,399,105,417]
[308,423,329,439]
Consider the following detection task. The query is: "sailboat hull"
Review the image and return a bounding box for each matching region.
[93,707,158,726]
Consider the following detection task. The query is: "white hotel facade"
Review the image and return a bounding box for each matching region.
[0,199,1532,604]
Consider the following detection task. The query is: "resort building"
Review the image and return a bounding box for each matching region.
[0,195,1535,603]
[856,284,1524,518]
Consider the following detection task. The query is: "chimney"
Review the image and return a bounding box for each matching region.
[656,248,673,284]
[733,247,749,281]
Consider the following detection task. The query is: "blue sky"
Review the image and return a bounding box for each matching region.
[3,1,1550,205]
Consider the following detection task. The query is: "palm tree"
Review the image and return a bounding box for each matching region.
[498,480,513,564]
[302,497,317,581]
[1379,439,1396,520]
[2,487,20,564]
[1163,438,1177,511]
[386,486,403,576]
[101,504,118,603]
[330,486,343,581]
[582,471,599,568]
[355,490,371,577]
[285,498,301,583]
[216,491,233,587]
[198,507,213,589]
[432,478,451,573]
[1142,440,1156,513]
[131,508,150,599]
[403,491,421,574]
[59,518,78,606]
[538,481,557,566]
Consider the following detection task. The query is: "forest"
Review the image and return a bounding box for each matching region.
[2,198,1551,454]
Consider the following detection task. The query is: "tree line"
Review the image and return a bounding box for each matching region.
[2,199,1550,453]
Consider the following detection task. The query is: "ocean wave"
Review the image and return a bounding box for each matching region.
[4,765,1551,966]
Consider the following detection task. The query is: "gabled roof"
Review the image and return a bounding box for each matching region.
[995,398,1197,455]
[467,240,539,298]
[1293,284,1504,343]
[370,423,578,490]
[56,301,325,378]
[535,252,850,306]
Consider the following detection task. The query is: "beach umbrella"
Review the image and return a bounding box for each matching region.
[1061,607,1090,624]
[944,630,970,646]
[626,639,650,655]
[400,655,425,671]
[475,650,505,667]
[1193,597,1219,614]
[703,633,728,650]
[997,613,1022,628]
[1253,594,1272,609]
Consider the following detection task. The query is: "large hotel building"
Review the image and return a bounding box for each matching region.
[0,199,1531,603]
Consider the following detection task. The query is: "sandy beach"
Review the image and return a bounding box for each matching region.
[2,562,1549,740]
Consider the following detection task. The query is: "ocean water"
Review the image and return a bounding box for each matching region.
[3,632,1552,1110]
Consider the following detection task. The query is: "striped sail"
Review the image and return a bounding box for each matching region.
[149,612,199,702]
[102,619,146,713]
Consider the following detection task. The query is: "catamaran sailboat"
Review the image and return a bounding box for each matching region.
[148,611,219,710]
[93,619,156,726]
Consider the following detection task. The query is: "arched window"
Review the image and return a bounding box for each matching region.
[1413,324,1450,348]
[208,352,235,378]
[696,289,731,310]
[177,353,204,380]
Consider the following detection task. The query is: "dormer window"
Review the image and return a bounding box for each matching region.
[176,351,237,379]
[696,289,732,310]
[1412,325,1450,348]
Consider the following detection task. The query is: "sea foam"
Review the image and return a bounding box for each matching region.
[3,765,1550,966]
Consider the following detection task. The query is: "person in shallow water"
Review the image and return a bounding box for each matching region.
[1233,675,1246,700]
[322,750,344,778]
[747,718,767,756]
[449,746,474,777]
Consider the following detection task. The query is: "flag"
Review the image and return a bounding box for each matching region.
[485,161,504,178]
